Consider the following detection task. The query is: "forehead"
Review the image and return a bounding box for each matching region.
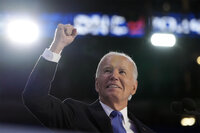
[100,55,133,69]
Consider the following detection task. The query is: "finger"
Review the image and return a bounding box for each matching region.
[57,23,64,30]
[72,28,77,37]
[64,24,73,35]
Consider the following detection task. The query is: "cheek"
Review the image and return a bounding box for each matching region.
[101,74,109,81]
[124,79,134,90]
[97,76,107,88]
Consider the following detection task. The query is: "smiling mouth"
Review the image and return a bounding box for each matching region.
[106,84,120,89]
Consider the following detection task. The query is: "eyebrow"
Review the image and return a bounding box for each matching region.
[102,66,128,71]
[119,68,127,71]
[102,66,112,70]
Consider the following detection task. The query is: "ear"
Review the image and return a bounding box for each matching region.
[95,78,99,93]
[131,80,138,95]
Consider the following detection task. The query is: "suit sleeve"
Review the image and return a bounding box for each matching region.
[22,56,73,129]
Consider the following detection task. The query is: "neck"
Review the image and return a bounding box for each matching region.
[100,97,128,111]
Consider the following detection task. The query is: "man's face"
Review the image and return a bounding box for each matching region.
[95,55,137,104]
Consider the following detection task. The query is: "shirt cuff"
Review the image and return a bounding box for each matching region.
[41,48,61,63]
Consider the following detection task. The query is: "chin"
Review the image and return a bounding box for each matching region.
[106,93,121,100]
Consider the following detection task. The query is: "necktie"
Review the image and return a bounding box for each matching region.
[110,111,126,133]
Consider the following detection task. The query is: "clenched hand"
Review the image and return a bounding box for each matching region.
[49,24,77,54]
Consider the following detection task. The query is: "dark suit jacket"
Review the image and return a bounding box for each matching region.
[22,57,155,133]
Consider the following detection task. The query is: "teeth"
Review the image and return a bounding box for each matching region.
[108,85,119,88]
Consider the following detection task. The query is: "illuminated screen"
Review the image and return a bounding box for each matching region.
[0,13,145,38]
[41,13,145,37]
[152,13,200,36]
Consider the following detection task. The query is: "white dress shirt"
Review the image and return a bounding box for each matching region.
[100,101,135,133]
[42,48,61,63]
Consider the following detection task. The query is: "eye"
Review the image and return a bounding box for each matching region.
[104,69,112,73]
[119,70,126,75]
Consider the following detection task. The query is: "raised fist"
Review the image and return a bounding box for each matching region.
[49,24,77,54]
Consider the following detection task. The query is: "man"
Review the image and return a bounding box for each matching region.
[23,24,155,133]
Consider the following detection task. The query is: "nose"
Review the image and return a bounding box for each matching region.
[110,70,119,81]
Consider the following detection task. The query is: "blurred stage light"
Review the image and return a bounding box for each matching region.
[150,33,176,47]
[181,116,196,126]
[6,19,39,45]
[197,56,200,65]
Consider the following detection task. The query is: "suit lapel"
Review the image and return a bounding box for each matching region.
[128,111,151,133]
[88,100,113,133]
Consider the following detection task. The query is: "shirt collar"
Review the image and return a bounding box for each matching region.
[99,101,113,117]
[99,101,129,124]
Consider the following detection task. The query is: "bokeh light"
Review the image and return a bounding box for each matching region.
[6,18,40,45]
[197,56,200,65]
[181,116,196,126]
[150,33,176,47]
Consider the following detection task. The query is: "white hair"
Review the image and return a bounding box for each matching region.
[95,51,138,80]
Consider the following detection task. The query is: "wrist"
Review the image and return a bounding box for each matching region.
[42,48,61,63]
[49,42,64,54]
